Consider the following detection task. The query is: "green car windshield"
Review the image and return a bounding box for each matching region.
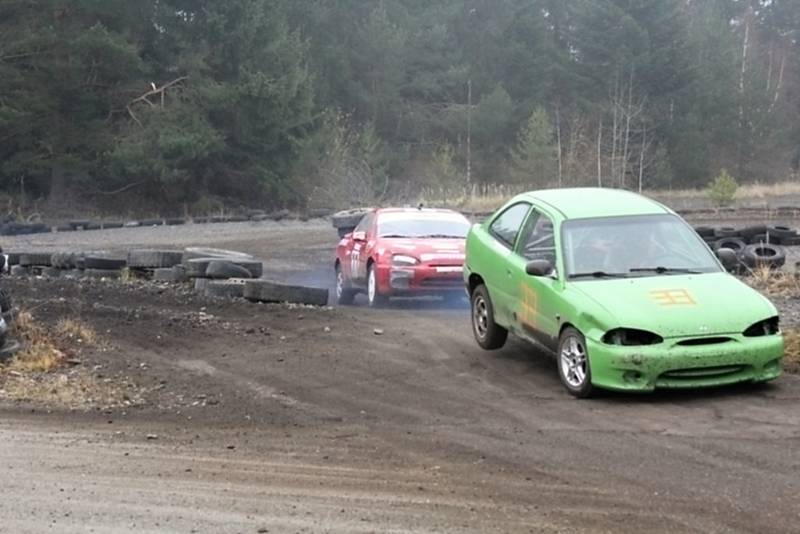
[562,214,722,279]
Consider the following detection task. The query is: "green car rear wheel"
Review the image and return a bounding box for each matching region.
[470,284,508,350]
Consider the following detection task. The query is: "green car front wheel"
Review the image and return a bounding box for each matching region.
[558,327,594,398]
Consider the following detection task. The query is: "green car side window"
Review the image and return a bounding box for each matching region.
[489,202,531,249]
[517,209,555,263]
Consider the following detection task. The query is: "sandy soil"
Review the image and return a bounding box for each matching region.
[0,216,799,533]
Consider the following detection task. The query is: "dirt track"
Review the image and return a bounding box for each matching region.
[1,220,800,533]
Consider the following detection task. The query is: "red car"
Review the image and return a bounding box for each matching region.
[335,208,471,306]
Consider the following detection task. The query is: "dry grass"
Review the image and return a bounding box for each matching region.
[783,328,800,373]
[0,370,131,407]
[7,311,68,373]
[744,266,800,298]
[55,318,98,345]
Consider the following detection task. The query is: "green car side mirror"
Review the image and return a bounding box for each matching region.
[526,259,553,277]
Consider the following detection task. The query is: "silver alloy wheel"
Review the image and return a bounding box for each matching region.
[473,294,489,339]
[368,267,377,304]
[560,335,587,388]
[336,268,344,300]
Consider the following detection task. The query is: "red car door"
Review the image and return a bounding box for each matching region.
[343,212,375,286]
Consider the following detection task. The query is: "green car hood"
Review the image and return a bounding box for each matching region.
[570,272,776,338]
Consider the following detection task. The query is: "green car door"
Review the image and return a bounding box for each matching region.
[482,202,532,326]
[507,206,562,352]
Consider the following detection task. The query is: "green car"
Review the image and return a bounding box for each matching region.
[463,188,783,397]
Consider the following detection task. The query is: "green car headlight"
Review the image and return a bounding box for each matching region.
[392,254,419,266]
[602,328,664,346]
[743,316,780,337]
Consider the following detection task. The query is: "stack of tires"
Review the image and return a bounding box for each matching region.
[331,208,371,238]
[180,247,264,299]
[8,251,128,279]
[127,249,185,281]
[694,225,789,271]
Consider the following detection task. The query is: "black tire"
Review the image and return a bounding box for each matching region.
[102,222,124,229]
[182,247,254,262]
[740,244,786,270]
[557,327,594,398]
[6,253,20,266]
[331,208,370,229]
[714,227,739,238]
[470,284,507,350]
[140,218,164,227]
[335,264,357,305]
[693,226,715,238]
[69,220,91,230]
[10,265,28,277]
[713,237,746,253]
[204,280,247,299]
[84,256,126,270]
[366,264,388,308]
[205,260,253,280]
[127,249,183,269]
[769,225,797,240]
[243,280,329,306]
[739,224,768,240]
[19,252,53,267]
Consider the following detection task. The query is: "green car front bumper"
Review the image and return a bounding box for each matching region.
[588,334,783,392]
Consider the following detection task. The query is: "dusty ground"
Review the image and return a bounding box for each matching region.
[0,217,799,533]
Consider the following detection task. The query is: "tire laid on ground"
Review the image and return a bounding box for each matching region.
[244,280,329,306]
[165,218,185,226]
[782,236,800,247]
[83,268,121,279]
[205,280,247,299]
[184,256,261,279]
[470,284,507,350]
[69,220,91,230]
[51,252,77,269]
[140,218,163,227]
[713,237,747,253]
[557,327,594,398]
[366,264,387,308]
[102,222,124,229]
[182,247,254,262]
[127,249,183,269]
[693,226,715,238]
[19,252,53,267]
[740,243,786,270]
[331,208,370,229]
[748,233,770,244]
[714,227,739,238]
[205,260,254,280]
[769,225,797,240]
[6,253,20,266]
[739,224,768,240]
[84,256,126,270]
[152,268,179,282]
[194,278,211,292]
[335,264,357,305]
[10,265,28,277]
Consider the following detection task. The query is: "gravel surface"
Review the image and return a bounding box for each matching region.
[0,215,798,533]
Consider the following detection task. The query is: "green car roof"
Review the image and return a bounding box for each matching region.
[520,188,671,220]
